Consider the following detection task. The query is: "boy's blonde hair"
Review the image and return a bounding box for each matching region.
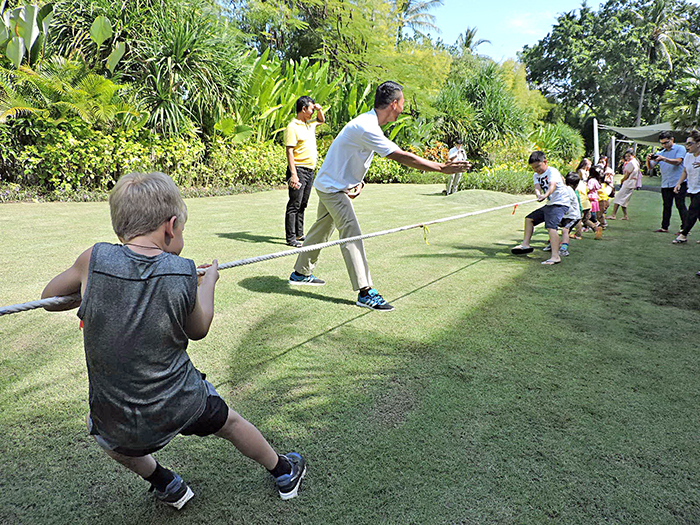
[109,172,187,241]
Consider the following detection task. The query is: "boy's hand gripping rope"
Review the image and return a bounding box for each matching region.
[0,198,536,316]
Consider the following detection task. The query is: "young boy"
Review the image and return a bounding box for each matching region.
[42,172,305,510]
[558,172,583,256]
[539,172,582,257]
[511,151,570,265]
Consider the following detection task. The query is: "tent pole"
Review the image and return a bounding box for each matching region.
[611,136,616,172]
[593,118,600,164]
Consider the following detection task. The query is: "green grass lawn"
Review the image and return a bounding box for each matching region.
[1,185,698,524]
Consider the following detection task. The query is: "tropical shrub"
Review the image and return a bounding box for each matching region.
[482,136,532,167]
[0,57,139,128]
[0,3,55,68]
[231,49,339,142]
[435,62,529,157]
[50,0,247,137]
[208,139,287,186]
[460,164,532,194]
[12,120,206,190]
[529,122,584,164]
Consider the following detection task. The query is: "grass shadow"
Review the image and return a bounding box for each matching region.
[216,231,286,245]
[237,275,355,306]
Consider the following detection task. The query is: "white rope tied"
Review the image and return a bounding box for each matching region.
[0,197,536,317]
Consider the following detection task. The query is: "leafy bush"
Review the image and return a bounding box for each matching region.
[364,156,406,183]
[208,139,287,186]
[435,62,529,157]
[529,122,584,165]
[460,163,533,194]
[11,119,206,190]
[483,137,533,167]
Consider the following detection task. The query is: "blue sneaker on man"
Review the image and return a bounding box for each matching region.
[288,271,325,286]
[356,288,394,311]
[275,453,307,500]
[151,473,194,510]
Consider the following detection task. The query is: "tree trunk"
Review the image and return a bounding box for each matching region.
[635,78,647,127]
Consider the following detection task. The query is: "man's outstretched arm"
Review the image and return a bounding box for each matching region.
[387,149,471,174]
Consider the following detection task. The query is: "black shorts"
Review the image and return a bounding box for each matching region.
[90,379,229,457]
[559,218,580,231]
[180,392,229,437]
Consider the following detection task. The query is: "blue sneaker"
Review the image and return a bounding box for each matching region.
[288,271,325,286]
[151,473,194,510]
[275,453,307,500]
[356,289,394,311]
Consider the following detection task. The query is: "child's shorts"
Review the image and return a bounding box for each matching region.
[88,379,230,457]
[526,204,568,230]
[559,217,580,231]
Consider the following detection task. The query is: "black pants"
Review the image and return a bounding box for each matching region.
[661,182,688,230]
[285,166,314,243]
[681,192,700,236]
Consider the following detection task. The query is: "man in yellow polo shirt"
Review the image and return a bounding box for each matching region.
[284,96,325,247]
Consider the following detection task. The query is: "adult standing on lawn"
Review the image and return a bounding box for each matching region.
[672,131,700,245]
[288,81,471,311]
[444,140,467,195]
[284,96,325,247]
[647,131,687,233]
[609,149,642,221]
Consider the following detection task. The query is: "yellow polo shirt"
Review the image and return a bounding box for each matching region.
[284,119,319,169]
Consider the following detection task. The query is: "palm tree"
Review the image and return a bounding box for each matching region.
[455,27,490,56]
[396,0,444,43]
[631,0,700,126]
[662,66,700,130]
[0,57,137,127]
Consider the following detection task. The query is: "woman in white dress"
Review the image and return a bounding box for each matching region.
[609,149,641,220]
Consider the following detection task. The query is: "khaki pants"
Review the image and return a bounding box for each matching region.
[294,189,372,291]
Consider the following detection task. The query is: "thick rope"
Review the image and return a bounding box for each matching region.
[0,197,536,317]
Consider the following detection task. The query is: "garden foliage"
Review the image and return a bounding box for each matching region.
[0,0,601,199]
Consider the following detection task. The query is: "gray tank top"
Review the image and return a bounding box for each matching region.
[77,243,207,451]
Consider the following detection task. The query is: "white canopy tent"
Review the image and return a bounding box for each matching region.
[597,122,678,146]
[593,121,685,169]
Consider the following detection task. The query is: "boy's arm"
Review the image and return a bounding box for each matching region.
[539,180,557,201]
[185,260,219,341]
[534,183,544,200]
[41,248,92,311]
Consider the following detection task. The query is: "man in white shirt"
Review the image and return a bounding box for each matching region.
[288,81,471,311]
[672,131,700,244]
[511,151,570,265]
[445,141,467,195]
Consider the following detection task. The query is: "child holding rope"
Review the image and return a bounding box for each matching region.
[541,172,582,257]
[511,151,570,265]
[41,172,305,510]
